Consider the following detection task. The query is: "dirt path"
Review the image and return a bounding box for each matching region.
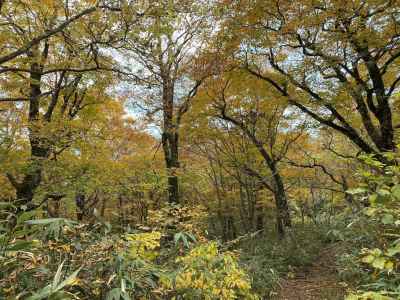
[274,245,346,300]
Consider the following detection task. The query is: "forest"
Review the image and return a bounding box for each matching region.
[0,0,399,299]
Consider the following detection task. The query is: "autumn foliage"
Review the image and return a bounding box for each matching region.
[0,0,399,299]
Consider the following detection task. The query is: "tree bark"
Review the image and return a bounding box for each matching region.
[162,80,180,204]
[75,193,85,221]
[218,108,291,238]
[249,137,291,238]
[11,45,50,210]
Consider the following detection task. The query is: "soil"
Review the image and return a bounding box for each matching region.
[274,245,346,300]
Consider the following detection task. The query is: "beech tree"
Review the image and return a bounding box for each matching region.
[218,0,400,161]
[196,71,306,237]
[0,0,136,69]
[121,0,212,203]
[0,0,139,210]
[188,124,267,239]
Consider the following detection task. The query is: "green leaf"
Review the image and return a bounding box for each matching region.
[391,184,400,200]
[0,202,16,208]
[26,266,80,300]
[361,254,375,264]
[371,248,383,256]
[372,257,386,269]
[6,240,34,251]
[53,261,65,288]
[26,286,52,300]
[55,266,81,292]
[345,295,359,300]
[383,152,396,161]
[369,194,378,204]
[25,218,64,225]
[384,260,394,271]
[364,208,377,216]
[106,288,123,300]
[377,189,391,197]
[355,291,394,300]
[382,214,394,225]
[346,188,367,195]
[386,243,400,256]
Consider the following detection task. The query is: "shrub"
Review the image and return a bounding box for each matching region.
[345,150,400,300]
[163,242,259,299]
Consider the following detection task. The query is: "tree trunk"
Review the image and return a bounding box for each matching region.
[167,174,179,204]
[162,130,180,204]
[255,191,264,231]
[253,138,291,238]
[256,213,264,231]
[238,183,249,232]
[11,46,50,210]
[341,175,354,206]
[218,111,292,238]
[100,194,106,218]
[162,80,180,204]
[75,193,85,221]
[118,195,126,227]
[227,215,237,240]
[273,169,291,228]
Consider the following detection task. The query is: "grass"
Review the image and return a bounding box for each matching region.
[237,221,333,298]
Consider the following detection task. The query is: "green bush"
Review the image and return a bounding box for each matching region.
[163,241,259,299]
[343,150,400,300]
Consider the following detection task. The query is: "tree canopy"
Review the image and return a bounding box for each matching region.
[0,1,399,299]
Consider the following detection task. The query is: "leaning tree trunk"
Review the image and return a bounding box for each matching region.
[253,138,291,238]
[272,166,291,225]
[218,111,292,238]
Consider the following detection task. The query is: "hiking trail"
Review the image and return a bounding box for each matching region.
[274,245,346,300]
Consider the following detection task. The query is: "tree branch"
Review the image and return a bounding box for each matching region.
[0,6,97,65]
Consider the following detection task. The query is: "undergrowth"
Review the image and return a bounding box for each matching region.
[238,222,331,298]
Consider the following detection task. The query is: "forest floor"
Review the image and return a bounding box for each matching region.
[274,244,346,300]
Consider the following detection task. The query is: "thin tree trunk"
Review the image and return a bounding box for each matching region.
[75,193,85,221]
[218,109,291,238]
[100,194,106,218]
[118,195,126,227]
[254,138,291,238]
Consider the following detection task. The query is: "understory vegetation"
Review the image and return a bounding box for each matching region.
[1,0,400,299]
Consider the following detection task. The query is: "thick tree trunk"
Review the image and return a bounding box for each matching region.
[162,131,180,204]
[247,144,290,238]
[14,143,50,207]
[273,170,291,227]
[162,80,180,204]
[11,48,50,210]
[167,174,179,204]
